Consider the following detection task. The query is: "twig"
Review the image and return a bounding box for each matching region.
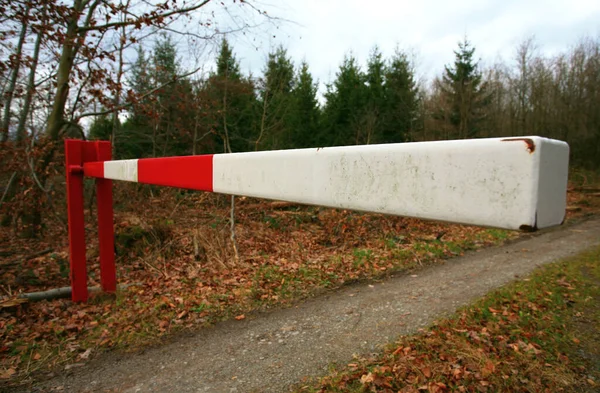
[77,64,207,120]
[140,238,179,278]
[1,284,13,297]
[24,348,33,375]
[141,258,168,278]
[0,171,17,209]
[167,195,189,219]
[196,227,229,269]
[1,248,53,267]
[24,147,68,230]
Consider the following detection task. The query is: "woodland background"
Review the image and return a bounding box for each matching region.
[1,1,600,386]
[0,1,599,237]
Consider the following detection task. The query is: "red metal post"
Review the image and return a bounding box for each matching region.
[65,140,88,302]
[95,141,116,293]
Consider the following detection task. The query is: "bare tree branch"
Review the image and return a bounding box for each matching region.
[77,0,212,33]
[76,63,204,119]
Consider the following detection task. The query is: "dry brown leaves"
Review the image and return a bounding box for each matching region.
[0,186,596,388]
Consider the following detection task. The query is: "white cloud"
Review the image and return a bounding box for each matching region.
[219,0,600,93]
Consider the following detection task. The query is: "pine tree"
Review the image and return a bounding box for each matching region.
[216,38,242,80]
[289,61,321,148]
[121,37,195,158]
[151,34,195,156]
[441,38,488,139]
[120,45,154,158]
[263,46,295,96]
[130,46,151,103]
[202,38,257,153]
[256,46,295,150]
[359,46,386,144]
[321,54,366,146]
[382,50,419,142]
[88,114,114,141]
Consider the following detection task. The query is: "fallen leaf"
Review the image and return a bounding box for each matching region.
[360,372,374,384]
[79,348,92,360]
[392,346,404,356]
[0,368,16,379]
[422,367,432,378]
[235,314,245,320]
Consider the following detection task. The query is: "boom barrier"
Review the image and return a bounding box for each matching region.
[65,136,569,301]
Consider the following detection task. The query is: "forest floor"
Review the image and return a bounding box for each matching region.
[0,178,599,391]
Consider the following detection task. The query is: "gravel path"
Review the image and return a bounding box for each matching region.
[30,217,600,393]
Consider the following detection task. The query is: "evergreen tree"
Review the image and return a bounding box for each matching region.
[151,34,195,156]
[121,37,195,158]
[256,46,295,150]
[382,50,419,142]
[441,38,488,139]
[358,46,386,144]
[263,46,295,96]
[321,54,366,146]
[289,61,321,148]
[216,38,242,80]
[202,38,257,153]
[130,46,151,102]
[120,45,154,158]
[88,114,114,141]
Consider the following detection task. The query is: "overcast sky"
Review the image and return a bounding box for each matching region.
[216,0,600,91]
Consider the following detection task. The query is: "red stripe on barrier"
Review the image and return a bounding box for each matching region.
[84,161,104,178]
[137,155,214,192]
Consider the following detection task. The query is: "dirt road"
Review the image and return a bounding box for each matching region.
[29,217,600,393]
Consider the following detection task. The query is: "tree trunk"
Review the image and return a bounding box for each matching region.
[1,4,31,142]
[18,283,140,302]
[16,10,43,143]
[45,0,85,140]
[112,22,126,157]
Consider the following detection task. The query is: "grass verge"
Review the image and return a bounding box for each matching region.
[296,246,600,392]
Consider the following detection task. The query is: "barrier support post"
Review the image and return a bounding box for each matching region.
[95,141,116,293]
[65,139,116,301]
[65,140,88,302]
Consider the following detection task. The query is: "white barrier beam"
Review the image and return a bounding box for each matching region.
[84,136,570,231]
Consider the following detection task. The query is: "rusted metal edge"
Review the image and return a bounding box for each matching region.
[501,138,536,154]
